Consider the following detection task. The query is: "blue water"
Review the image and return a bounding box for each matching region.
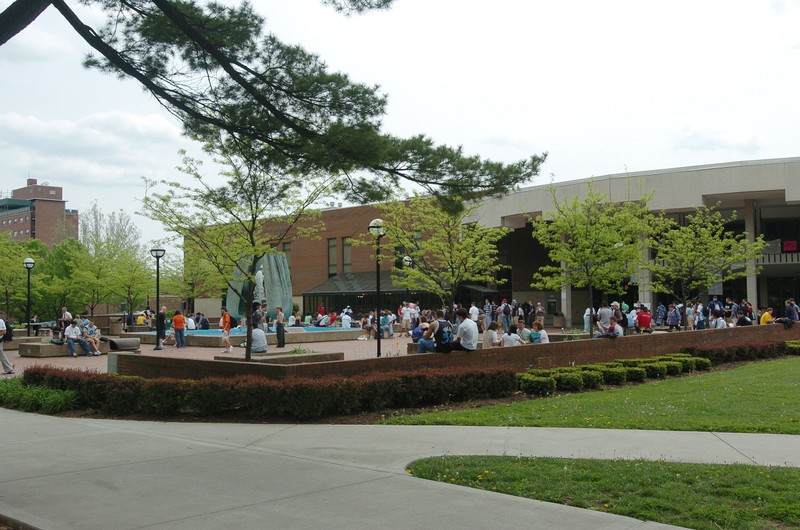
[140,327,354,335]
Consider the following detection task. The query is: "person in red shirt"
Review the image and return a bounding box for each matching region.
[635,306,654,333]
[172,310,186,348]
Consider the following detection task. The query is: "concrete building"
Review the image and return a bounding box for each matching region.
[0,178,79,246]
[207,157,800,321]
[471,157,800,326]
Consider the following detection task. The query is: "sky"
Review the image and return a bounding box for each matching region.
[2,0,800,250]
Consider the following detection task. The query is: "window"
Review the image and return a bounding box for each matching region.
[282,242,291,268]
[342,237,352,273]
[49,190,56,195]
[327,238,337,277]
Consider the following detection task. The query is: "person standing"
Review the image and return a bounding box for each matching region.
[275,306,286,348]
[156,306,167,349]
[0,312,15,374]
[534,302,546,325]
[58,307,72,338]
[219,306,232,353]
[172,310,186,348]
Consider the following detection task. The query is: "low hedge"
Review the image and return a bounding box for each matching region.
[518,374,556,396]
[681,341,787,365]
[21,366,518,420]
[553,371,584,392]
[786,340,800,355]
[624,366,647,383]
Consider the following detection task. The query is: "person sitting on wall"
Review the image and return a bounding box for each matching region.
[340,311,352,329]
[531,321,549,343]
[635,306,654,333]
[593,316,623,339]
[249,326,268,354]
[451,308,478,352]
[314,313,330,327]
[64,320,94,357]
[735,310,753,326]
[411,316,429,344]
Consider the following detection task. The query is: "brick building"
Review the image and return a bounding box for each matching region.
[0,178,79,246]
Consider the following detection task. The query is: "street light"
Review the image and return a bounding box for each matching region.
[150,247,166,350]
[23,257,35,337]
[368,219,385,358]
[402,256,413,303]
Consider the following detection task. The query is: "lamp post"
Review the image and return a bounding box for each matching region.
[150,247,166,350]
[368,219,385,358]
[23,257,35,337]
[402,255,413,303]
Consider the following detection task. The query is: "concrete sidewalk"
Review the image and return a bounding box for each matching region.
[3,410,799,530]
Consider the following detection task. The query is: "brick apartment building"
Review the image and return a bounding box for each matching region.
[0,178,79,246]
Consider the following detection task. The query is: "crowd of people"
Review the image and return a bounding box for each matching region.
[583,296,799,338]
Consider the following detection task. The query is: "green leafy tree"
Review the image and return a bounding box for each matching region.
[0,234,27,320]
[370,196,511,307]
[0,0,544,208]
[159,248,227,311]
[530,184,662,304]
[78,201,152,316]
[36,239,91,320]
[645,205,766,302]
[140,142,329,360]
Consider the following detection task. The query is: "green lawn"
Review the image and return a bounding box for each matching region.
[383,357,800,433]
[409,455,800,530]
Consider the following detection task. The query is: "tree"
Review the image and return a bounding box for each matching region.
[530,184,662,304]
[159,248,227,311]
[78,201,151,316]
[645,205,765,303]
[36,239,91,320]
[140,141,330,360]
[370,195,511,308]
[0,0,545,209]
[0,234,27,320]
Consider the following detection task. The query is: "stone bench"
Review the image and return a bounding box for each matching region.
[2,336,49,352]
[18,340,111,358]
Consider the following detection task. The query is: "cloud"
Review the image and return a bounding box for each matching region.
[0,111,186,188]
[672,124,761,155]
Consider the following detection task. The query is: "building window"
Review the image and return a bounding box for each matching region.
[282,242,291,269]
[49,190,56,195]
[327,238,337,277]
[342,237,352,273]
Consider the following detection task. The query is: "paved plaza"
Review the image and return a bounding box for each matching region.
[3,333,799,529]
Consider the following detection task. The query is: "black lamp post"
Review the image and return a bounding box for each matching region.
[368,219,385,358]
[23,257,35,337]
[150,247,166,350]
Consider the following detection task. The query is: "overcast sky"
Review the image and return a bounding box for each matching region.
[2,0,799,249]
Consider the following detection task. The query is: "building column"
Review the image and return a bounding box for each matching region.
[560,232,572,328]
[638,244,653,308]
[561,282,572,329]
[744,199,758,308]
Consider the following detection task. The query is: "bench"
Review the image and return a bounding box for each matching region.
[18,340,112,358]
[407,342,484,355]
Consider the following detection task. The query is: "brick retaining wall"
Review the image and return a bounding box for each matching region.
[111,324,800,380]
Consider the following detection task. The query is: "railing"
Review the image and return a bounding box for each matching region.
[757,252,800,265]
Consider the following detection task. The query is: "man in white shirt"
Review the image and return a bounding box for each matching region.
[468,302,480,323]
[58,307,72,338]
[250,327,268,354]
[452,308,478,351]
[64,320,94,357]
[186,314,197,330]
[400,302,413,337]
[340,312,352,329]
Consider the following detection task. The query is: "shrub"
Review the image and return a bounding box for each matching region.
[0,378,76,414]
[643,362,668,379]
[553,371,584,392]
[664,356,696,373]
[518,374,556,396]
[692,357,712,371]
[618,358,650,367]
[139,379,191,415]
[625,366,647,383]
[580,370,604,390]
[600,366,627,386]
[787,340,800,356]
[662,361,684,376]
[526,368,554,378]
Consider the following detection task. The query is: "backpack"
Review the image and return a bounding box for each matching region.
[1,322,11,342]
[502,304,511,315]
[229,315,238,328]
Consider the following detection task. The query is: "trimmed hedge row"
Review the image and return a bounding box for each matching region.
[516,342,790,397]
[21,366,518,420]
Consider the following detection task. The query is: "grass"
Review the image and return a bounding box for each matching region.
[409,455,800,530]
[0,378,77,414]
[383,357,800,434]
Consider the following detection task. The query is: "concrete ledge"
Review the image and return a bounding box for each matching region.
[214,351,344,364]
[121,329,365,347]
[19,341,111,358]
[2,336,49,352]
